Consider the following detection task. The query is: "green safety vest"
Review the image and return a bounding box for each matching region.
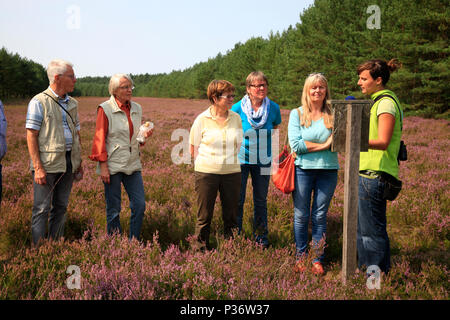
[359,89,403,179]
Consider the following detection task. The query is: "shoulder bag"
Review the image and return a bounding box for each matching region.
[272,108,301,194]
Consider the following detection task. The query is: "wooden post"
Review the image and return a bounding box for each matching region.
[342,103,362,283]
[331,101,371,153]
[330,100,371,283]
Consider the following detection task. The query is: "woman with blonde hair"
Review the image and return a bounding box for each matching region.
[288,73,339,275]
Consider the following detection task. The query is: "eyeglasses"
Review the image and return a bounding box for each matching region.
[119,85,135,91]
[219,94,235,99]
[60,74,76,80]
[249,84,267,89]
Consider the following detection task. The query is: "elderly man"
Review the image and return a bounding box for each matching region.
[0,100,6,205]
[26,59,83,245]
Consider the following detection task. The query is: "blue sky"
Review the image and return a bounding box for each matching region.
[0,0,314,77]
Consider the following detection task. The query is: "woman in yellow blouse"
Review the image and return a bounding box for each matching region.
[189,80,243,250]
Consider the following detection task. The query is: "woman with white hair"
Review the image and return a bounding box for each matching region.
[288,73,339,275]
[89,74,152,240]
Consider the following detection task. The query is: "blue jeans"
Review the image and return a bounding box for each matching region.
[237,164,271,247]
[31,152,74,245]
[292,167,338,263]
[104,171,145,240]
[357,175,390,273]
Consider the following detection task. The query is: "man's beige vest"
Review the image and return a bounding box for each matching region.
[31,88,82,173]
[97,96,142,175]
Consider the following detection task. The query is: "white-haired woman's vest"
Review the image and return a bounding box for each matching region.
[97,96,142,175]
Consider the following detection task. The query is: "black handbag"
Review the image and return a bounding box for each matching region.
[379,172,402,201]
[398,140,407,162]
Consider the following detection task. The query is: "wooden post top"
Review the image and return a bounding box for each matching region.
[330,100,372,153]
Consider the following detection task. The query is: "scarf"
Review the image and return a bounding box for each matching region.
[241,94,270,129]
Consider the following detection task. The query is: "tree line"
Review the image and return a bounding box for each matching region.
[1,0,448,117]
[0,47,48,99]
[75,0,449,117]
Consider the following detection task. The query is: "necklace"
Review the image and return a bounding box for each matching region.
[211,106,228,120]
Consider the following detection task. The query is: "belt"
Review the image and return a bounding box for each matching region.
[359,170,397,183]
[359,170,379,179]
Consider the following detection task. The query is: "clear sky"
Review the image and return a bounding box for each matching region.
[0,0,314,77]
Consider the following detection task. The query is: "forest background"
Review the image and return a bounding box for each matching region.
[0,0,448,118]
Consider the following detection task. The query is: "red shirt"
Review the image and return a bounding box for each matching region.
[89,98,134,162]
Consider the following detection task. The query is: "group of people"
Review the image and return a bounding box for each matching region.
[25,61,152,245]
[189,59,402,276]
[11,57,402,276]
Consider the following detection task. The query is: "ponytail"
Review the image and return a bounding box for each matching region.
[387,59,402,73]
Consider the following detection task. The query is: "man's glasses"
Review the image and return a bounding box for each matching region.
[60,74,76,80]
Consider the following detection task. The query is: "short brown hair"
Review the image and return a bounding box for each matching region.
[357,59,402,85]
[207,80,235,104]
[246,71,269,87]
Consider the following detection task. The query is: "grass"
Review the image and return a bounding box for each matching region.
[0,97,448,300]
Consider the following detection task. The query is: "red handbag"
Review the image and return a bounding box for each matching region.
[272,108,301,194]
[272,145,296,194]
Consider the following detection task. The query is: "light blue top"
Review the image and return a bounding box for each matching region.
[288,107,339,169]
[26,87,80,151]
[0,100,6,160]
[232,99,281,165]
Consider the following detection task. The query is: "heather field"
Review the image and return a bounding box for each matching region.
[0,97,448,300]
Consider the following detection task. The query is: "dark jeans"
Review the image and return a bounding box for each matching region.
[237,164,271,247]
[31,152,74,245]
[357,175,391,273]
[194,171,241,249]
[104,171,146,240]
